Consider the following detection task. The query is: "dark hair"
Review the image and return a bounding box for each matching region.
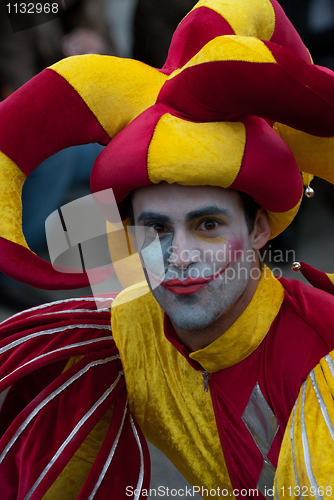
[238,192,261,234]
[127,196,135,225]
[126,190,260,232]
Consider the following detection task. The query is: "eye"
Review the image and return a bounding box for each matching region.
[147,223,171,235]
[196,218,221,231]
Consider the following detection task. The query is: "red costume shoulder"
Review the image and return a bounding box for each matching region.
[263,277,334,426]
[279,276,334,346]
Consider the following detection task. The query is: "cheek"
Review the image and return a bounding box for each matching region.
[140,233,174,276]
[141,245,164,274]
[224,235,248,264]
[202,236,247,267]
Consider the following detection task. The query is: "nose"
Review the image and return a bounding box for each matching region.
[167,231,200,269]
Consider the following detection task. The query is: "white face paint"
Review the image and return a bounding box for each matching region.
[132,183,263,332]
[139,228,172,284]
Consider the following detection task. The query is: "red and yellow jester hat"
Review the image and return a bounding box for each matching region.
[1,0,334,289]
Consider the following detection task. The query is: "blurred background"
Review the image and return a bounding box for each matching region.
[0,0,334,497]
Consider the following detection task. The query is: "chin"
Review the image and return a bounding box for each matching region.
[168,313,218,332]
[150,266,250,332]
[151,286,218,330]
[161,298,223,331]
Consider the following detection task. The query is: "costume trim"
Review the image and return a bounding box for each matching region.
[0,337,113,387]
[0,324,111,355]
[290,403,301,489]
[25,368,122,500]
[0,296,115,326]
[309,370,334,442]
[130,416,145,500]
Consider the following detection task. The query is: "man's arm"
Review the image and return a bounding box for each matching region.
[0,297,150,499]
[275,350,334,497]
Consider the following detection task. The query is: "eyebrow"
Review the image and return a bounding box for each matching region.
[137,206,231,224]
[137,212,172,224]
[185,206,231,222]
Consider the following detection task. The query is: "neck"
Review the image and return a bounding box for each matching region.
[172,265,260,352]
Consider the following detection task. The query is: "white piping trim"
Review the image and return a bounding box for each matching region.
[130,416,144,500]
[0,337,113,385]
[41,309,110,316]
[87,403,128,500]
[325,354,334,381]
[0,297,114,325]
[290,401,301,490]
[0,324,111,355]
[0,355,120,465]
[24,370,123,500]
[300,381,322,500]
[310,370,334,441]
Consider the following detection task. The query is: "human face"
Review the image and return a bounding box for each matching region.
[132,183,261,332]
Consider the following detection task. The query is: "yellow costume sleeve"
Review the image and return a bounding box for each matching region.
[274,351,334,498]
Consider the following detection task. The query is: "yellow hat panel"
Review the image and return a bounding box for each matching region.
[148,114,246,188]
[52,55,168,139]
[169,36,277,79]
[0,151,27,248]
[275,123,334,186]
[267,197,302,240]
[190,0,275,40]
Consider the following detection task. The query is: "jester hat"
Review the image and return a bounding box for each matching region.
[1,0,334,290]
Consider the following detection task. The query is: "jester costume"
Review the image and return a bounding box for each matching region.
[111,266,334,498]
[1,0,334,498]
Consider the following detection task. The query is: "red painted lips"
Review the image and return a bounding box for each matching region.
[160,265,229,295]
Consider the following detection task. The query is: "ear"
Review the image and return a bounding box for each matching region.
[252,208,271,250]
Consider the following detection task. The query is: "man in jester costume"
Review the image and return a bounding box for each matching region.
[1,0,334,498]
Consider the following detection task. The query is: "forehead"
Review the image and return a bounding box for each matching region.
[132,182,243,219]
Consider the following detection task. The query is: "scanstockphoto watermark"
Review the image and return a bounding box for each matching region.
[126,486,261,497]
[166,263,285,281]
[4,0,67,33]
[166,246,296,266]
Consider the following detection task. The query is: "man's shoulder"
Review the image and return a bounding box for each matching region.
[263,277,334,418]
[110,283,167,369]
[268,276,334,377]
[279,276,334,331]
[111,281,163,319]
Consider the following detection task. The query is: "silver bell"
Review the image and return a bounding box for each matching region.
[292,262,301,271]
[305,185,314,198]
